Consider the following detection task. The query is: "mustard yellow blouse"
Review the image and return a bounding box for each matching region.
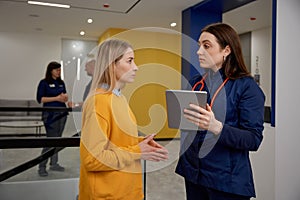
[79,89,144,200]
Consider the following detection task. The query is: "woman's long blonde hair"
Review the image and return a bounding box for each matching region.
[88,38,133,97]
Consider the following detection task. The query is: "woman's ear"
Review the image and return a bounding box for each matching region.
[224,45,231,57]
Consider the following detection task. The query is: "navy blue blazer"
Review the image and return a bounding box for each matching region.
[175,69,265,197]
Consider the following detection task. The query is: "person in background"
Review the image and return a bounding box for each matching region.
[36,61,69,177]
[69,57,94,136]
[69,58,95,108]
[82,59,95,101]
[78,39,169,200]
[175,23,265,200]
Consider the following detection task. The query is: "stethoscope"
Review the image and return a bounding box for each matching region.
[192,73,229,107]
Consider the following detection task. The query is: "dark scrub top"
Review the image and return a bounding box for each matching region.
[36,78,68,125]
[175,69,265,197]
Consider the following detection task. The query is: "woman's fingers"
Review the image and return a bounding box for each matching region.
[148,139,163,148]
[144,151,168,161]
[183,103,215,129]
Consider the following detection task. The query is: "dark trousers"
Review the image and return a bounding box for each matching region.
[39,115,67,168]
[185,180,251,200]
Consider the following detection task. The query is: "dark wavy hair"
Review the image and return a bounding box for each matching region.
[44,61,64,84]
[201,23,251,79]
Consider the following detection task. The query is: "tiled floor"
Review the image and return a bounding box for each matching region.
[0,117,186,200]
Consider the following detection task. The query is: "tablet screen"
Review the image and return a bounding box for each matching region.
[165,90,207,130]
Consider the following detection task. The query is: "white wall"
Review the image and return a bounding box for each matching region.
[250,26,275,200]
[251,27,272,106]
[250,124,275,200]
[0,32,97,102]
[248,5,300,198]
[275,0,300,199]
[0,32,61,99]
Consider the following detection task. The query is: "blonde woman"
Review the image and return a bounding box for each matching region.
[78,39,168,200]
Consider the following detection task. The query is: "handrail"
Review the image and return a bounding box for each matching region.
[0,106,81,112]
[0,133,46,137]
[0,105,81,182]
[0,136,79,149]
[0,133,80,182]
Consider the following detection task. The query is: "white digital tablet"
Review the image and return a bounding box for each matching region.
[165,90,207,130]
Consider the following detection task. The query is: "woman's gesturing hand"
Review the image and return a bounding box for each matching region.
[138,134,169,162]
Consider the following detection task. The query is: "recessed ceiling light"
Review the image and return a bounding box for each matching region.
[87,18,93,24]
[80,31,85,36]
[103,3,110,8]
[170,22,177,27]
[27,1,70,9]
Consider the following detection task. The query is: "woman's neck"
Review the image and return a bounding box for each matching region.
[115,81,125,90]
[212,65,222,72]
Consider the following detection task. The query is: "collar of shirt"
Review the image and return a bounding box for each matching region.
[100,83,122,96]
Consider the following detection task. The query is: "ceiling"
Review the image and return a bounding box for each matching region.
[0,0,272,40]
